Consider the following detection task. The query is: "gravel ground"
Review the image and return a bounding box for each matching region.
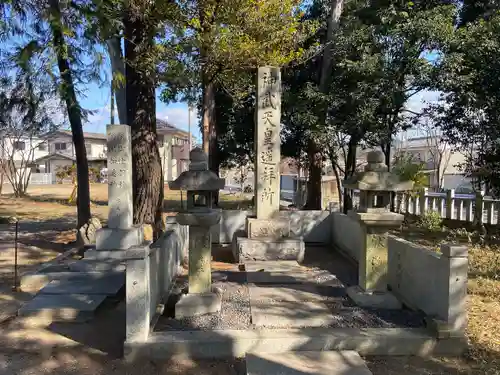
[156,270,426,331]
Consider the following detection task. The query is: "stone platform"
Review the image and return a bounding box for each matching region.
[234,237,305,263]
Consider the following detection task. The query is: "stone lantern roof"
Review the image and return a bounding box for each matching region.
[343,150,414,192]
[169,148,225,191]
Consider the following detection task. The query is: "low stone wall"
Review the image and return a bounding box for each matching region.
[331,212,363,262]
[387,236,468,336]
[125,222,188,344]
[212,210,332,244]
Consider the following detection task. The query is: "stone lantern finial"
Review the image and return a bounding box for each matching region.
[364,150,388,172]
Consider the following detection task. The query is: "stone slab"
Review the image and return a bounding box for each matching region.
[246,217,291,239]
[249,285,344,303]
[126,328,467,360]
[95,226,144,250]
[18,294,107,323]
[251,301,336,328]
[40,272,125,296]
[244,260,303,272]
[235,237,305,263]
[175,292,222,319]
[346,286,402,310]
[68,259,126,272]
[247,270,341,286]
[246,351,373,375]
[20,271,109,294]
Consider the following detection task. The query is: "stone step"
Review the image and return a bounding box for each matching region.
[18,293,108,325]
[235,237,305,263]
[20,271,108,294]
[68,259,126,273]
[249,285,346,304]
[39,272,125,296]
[245,351,372,375]
[247,270,341,286]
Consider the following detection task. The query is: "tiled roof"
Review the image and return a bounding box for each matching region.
[56,130,107,140]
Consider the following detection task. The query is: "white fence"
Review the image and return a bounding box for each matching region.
[29,173,56,185]
[350,188,500,225]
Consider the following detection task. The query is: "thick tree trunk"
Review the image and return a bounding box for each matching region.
[304,139,323,209]
[124,9,163,232]
[106,37,127,124]
[343,137,358,214]
[49,0,91,228]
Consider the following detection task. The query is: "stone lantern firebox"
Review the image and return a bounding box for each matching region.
[169,148,225,318]
[343,150,414,309]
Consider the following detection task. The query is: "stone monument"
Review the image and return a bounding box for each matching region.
[169,148,225,318]
[86,125,144,260]
[233,66,305,263]
[344,150,414,309]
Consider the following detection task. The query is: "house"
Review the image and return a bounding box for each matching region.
[157,119,192,181]
[394,136,471,191]
[34,130,107,174]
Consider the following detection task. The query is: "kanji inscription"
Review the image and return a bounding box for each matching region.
[255,66,281,219]
[107,125,133,229]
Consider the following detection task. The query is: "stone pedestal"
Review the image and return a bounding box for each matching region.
[346,211,404,309]
[246,217,291,238]
[175,209,222,318]
[188,226,212,293]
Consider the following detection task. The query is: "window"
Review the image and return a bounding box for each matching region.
[13,141,26,150]
[85,143,92,155]
[38,143,47,151]
[55,143,67,151]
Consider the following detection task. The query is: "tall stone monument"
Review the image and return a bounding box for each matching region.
[169,148,225,318]
[87,125,144,260]
[344,150,413,309]
[255,66,281,219]
[233,67,305,263]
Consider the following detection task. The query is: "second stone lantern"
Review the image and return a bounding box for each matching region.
[169,147,225,318]
[343,150,414,309]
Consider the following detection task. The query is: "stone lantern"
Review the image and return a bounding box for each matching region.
[169,147,225,318]
[343,150,414,309]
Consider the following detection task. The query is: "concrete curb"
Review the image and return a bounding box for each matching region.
[124,327,467,361]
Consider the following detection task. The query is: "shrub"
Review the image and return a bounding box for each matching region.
[417,210,443,232]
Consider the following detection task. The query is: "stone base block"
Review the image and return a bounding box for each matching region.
[95,226,144,250]
[234,237,305,263]
[246,217,290,239]
[346,286,402,310]
[175,292,222,319]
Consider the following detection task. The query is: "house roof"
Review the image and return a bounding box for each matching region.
[52,119,189,140]
[34,153,74,162]
[157,119,190,138]
[54,130,107,141]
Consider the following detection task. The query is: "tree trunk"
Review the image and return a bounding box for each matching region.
[49,0,91,228]
[202,75,215,157]
[124,8,163,233]
[106,37,127,124]
[343,137,358,214]
[304,139,323,209]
